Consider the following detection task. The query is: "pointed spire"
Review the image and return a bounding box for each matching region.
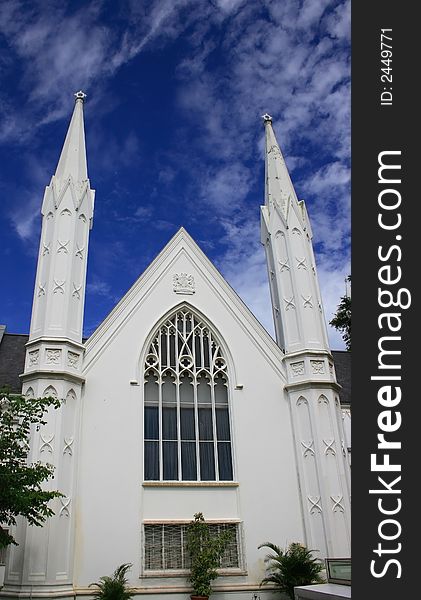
[263,114,297,215]
[55,91,88,182]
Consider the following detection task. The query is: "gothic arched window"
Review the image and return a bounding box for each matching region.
[144,308,233,482]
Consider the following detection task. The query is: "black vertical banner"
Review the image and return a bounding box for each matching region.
[352,2,418,598]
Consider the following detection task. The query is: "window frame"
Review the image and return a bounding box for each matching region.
[142,307,235,483]
[141,520,245,577]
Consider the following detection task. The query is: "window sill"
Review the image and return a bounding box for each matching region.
[142,481,239,488]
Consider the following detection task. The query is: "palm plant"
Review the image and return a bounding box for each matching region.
[89,563,134,600]
[258,542,325,599]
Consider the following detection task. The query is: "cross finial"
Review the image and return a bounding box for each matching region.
[74,90,87,102]
[262,113,272,123]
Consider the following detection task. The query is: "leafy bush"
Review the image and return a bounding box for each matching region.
[258,542,325,599]
[186,512,233,597]
[89,563,134,600]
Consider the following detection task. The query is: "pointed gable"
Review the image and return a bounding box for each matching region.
[83,228,285,380]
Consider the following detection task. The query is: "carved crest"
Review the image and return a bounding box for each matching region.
[173,273,195,295]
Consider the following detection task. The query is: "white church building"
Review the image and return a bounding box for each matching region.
[0,93,351,600]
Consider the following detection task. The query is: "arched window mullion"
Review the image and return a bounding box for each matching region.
[193,373,200,481]
[211,373,219,482]
[158,334,163,481]
[144,308,233,482]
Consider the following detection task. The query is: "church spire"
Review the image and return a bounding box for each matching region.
[262,113,298,217]
[260,116,351,559]
[55,91,88,182]
[260,115,329,353]
[13,92,95,598]
[28,91,95,344]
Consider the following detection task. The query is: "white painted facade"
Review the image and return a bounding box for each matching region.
[1,98,350,600]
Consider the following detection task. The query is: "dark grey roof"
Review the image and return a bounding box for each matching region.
[0,332,29,393]
[332,350,351,406]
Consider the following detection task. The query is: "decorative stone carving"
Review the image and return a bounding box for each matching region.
[28,350,39,367]
[63,437,74,456]
[323,439,336,456]
[302,294,313,309]
[173,273,195,295]
[311,360,325,374]
[38,282,46,297]
[301,440,315,457]
[278,258,290,272]
[330,495,345,513]
[40,433,54,454]
[75,244,84,259]
[43,385,58,398]
[57,239,69,254]
[72,283,82,300]
[46,349,61,365]
[42,242,50,256]
[67,352,80,368]
[291,361,305,376]
[284,296,296,310]
[53,279,65,294]
[59,497,71,518]
[318,394,329,405]
[308,496,322,514]
[329,362,334,375]
[296,256,307,269]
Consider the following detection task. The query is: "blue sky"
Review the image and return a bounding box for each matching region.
[0,0,350,349]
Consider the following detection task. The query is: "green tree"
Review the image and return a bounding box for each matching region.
[258,542,325,600]
[186,512,233,598]
[0,389,63,549]
[329,275,351,351]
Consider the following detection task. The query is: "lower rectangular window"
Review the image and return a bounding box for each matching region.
[143,522,242,573]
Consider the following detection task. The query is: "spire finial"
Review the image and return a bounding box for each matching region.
[74,90,87,102]
[262,113,272,123]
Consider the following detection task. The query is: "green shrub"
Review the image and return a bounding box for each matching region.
[186,512,233,597]
[258,542,325,599]
[89,563,134,600]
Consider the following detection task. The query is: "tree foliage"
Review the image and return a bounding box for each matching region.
[186,512,233,597]
[0,389,63,548]
[258,541,325,599]
[329,275,351,351]
[89,563,134,600]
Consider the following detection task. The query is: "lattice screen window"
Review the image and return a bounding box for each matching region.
[144,309,234,481]
[143,523,242,573]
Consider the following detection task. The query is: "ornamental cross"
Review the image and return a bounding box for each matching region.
[330,495,345,513]
[40,433,54,454]
[59,497,71,518]
[302,294,313,308]
[301,440,315,457]
[323,439,336,456]
[72,283,82,299]
[53,279,65,294]
[284,296,296,311]
[57,239,69,254]
[279,258,290,272]
[74,90,87,101]
[308,496,322,514]
[296,256,307,269]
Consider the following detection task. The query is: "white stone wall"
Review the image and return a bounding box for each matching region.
[74,232,305,591]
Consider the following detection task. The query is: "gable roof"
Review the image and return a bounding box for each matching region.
[83,227,287,377]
